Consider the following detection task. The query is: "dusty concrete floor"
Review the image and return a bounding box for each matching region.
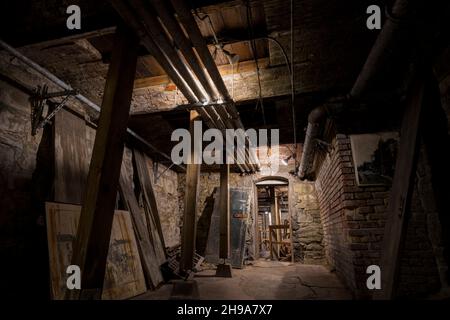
[135,260,352,300]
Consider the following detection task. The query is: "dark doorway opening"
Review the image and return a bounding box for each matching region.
[255,179,292,261]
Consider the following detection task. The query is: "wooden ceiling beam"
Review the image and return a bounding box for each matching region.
[133,57,269,89]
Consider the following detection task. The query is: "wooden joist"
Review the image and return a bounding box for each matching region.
[375,76,425,299]
[133,58,269,90]
[67,25,139,299]
[133,58,270,90]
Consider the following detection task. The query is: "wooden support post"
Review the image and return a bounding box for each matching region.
[219,163,230,260]
[180,110,201,274]
[67,25,139,299]
[274,189,281,257]
[288,183,295,263]
[215,163,231,281]
[375,76,425,300]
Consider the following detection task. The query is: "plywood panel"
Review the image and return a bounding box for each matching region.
[45,202,146,300]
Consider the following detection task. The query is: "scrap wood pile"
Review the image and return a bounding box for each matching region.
[46,112,172,299]
[164,245,205,280]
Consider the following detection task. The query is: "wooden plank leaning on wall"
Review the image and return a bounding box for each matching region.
[133,149,167,266]
[375,74,425,299]
[119,150,164,289]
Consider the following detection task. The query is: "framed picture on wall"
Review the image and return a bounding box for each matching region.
[350,132,399,186]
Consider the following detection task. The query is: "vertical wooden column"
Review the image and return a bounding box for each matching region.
[288,183,295,263]
[180,110,201,273]
[67,25,139,299]
[375,76,425,299]
[219,163,230,260]
[274,189,281,256]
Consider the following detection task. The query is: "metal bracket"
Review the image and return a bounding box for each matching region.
[29,85,77,135]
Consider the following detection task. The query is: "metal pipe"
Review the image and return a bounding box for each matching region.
[153,0,255,172]
[128,0,208,102]
[110,0,198,103]
[201,107,251,172]
[297,106,328,179]
[149,0,218,101]
[151,0,256,171]
[197,107,248,173]
[170,0,231,101]
[350,0,412,99]
[206,102,260,170]
[123,0,253,171]
[0,38,184,171]
[111,0,254,172]
[298,0,414,180]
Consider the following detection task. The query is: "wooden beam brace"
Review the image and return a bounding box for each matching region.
[179,110,202,273]
[219,163,230,259]
[375,76,425,300]
[133,58,270,90]
[67,25,139,300]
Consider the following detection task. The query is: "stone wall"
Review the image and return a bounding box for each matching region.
[315,134,443,298]
[0,53,56,298]
[177,170,325,264]
[145,159,181,249]
[291,181,324,264]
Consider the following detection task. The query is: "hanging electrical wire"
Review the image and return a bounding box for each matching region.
[194,3,295,140]
[290,0,297,171]
[245,0,266,125]
[195,8,238,99]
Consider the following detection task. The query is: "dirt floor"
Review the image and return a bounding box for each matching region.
[134,260,352,300]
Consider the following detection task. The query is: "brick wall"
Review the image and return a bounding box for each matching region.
[315,133,443,298]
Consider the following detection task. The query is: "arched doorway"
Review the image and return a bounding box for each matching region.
[254,176,293,262]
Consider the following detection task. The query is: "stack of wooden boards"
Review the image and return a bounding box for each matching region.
[46,109,166,299]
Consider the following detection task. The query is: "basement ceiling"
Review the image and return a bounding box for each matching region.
[84,0,268,79]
